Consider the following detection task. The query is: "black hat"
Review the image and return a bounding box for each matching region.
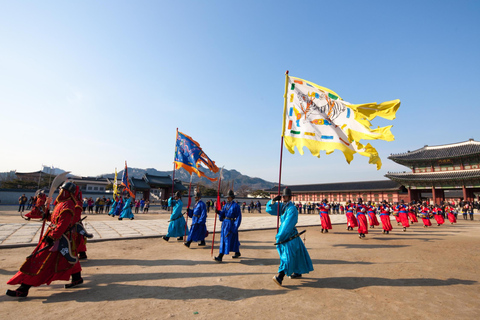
[357,197,363,203]
[175,191,182,198]
[60,181,76,193]
[282,187,292,197]
[195,191,202,198]
[227,190,235,198]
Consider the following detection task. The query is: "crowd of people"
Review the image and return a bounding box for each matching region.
[7,182,477,297]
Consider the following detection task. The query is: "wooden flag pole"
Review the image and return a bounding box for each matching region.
[211,167,223,256]
[171,128,179,198]
[277,70,289,232]
[184,173,193,242]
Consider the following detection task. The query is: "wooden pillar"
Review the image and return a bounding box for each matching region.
[432,187,437,205]
[408,188,412,203]
[463,186,468,202]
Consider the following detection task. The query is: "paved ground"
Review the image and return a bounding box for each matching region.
[0,206,347,247]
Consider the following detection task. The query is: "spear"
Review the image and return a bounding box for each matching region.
[211,167,224,256]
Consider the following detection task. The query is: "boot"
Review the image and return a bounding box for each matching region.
[65,272,83,289]
[214,253,224,263]
[273,271,285,287]
[184,241,191,248]
[232,252,241,259]
[6,284,30,297]
[198,240,206,246]
[78,251,87,260]
[176,236,183,241]
[162,236,170,242]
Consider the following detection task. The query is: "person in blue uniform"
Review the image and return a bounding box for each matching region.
[184,191,208,248]
[214,190,242,262]
[266,187,314,286]
[119,194,134,220]
[163,191,188,242]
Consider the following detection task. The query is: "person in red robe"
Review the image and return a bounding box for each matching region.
[318,199,332,233]
[396,200,410,232]
[432,205,445,226]
[6,181,83,298]
[419,203,432,227]
[445,204,457,224]
[24,191,47,220]
[366,201,380,228]
[408,203,418,224]
[356,198,368,239]
[345,200,358,231]
[378,201,393,234]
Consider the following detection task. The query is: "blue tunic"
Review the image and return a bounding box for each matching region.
[120,198,134,219]
[266,200,314,276]
[187,200,208,242]
[108,200,117,216]
[166,197,188,237]
[218,201,242,255]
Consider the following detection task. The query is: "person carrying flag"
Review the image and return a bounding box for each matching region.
[214,190,242,262]
[184,191,208,248]
[163,191,188,242]
[118,194,134,220]
[266,187,313,286]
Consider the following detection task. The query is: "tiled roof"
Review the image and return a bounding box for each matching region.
[266,180,402,193]
[130,178,151,190]
[143,173,173,187]
[385,169,480,182]
[389,140,480,163]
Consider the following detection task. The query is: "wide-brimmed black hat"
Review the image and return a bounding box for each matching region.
[282,187,292,197]
[227,190,235,198]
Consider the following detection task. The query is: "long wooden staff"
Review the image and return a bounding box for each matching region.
[211,167,224,256]
[183,173,193,242]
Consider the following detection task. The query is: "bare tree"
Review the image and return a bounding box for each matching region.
[237,185,250,197]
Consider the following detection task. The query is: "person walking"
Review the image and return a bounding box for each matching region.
[356,198,369,238]
[318,199,332,233]
[118,194,134,220]
[6,181,84,297]
[214,190,242,262]
[266,187,313,286]
[163,192,188,242]
[184,191,208,248]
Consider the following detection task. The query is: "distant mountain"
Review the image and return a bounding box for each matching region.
[100,167,275,191]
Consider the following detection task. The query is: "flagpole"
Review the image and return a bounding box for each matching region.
[276,70,289,232]
[171,128,179,198]
[211,167,224,256]
[184,173,193,242]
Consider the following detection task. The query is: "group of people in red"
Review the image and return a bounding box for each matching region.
[6,181,92,298]
[320,198,458,239]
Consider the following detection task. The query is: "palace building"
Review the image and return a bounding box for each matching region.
[385,139,480,204]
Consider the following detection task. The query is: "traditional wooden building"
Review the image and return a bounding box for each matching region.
[385,139,480,204]
[267,180,407,204]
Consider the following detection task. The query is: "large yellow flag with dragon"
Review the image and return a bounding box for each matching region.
[283,76,400,169]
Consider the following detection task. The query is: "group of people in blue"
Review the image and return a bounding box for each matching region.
[107,194,135,220]
[162,186,311,286]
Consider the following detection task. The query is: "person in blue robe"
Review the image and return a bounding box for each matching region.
[118,195,134,220]
[214,190,242,262]
[266,187,314,286]
[163,191,188,241]
[108,196,118,216]
[184,191,208,248]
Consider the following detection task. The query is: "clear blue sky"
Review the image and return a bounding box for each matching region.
[1,1,479,185]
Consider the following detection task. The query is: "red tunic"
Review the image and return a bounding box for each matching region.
[408,206,418,223]
[8,192,82,287]
[345,204,358,228]
[420,207,432,226]
[446,206,457,224]
[318,203,332,230]
[433,208,445,225]
[379,205,393,231]
[396,204,410,228]
[24,194,47,220]
[366,206,380,226]
[356,204,368,234]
